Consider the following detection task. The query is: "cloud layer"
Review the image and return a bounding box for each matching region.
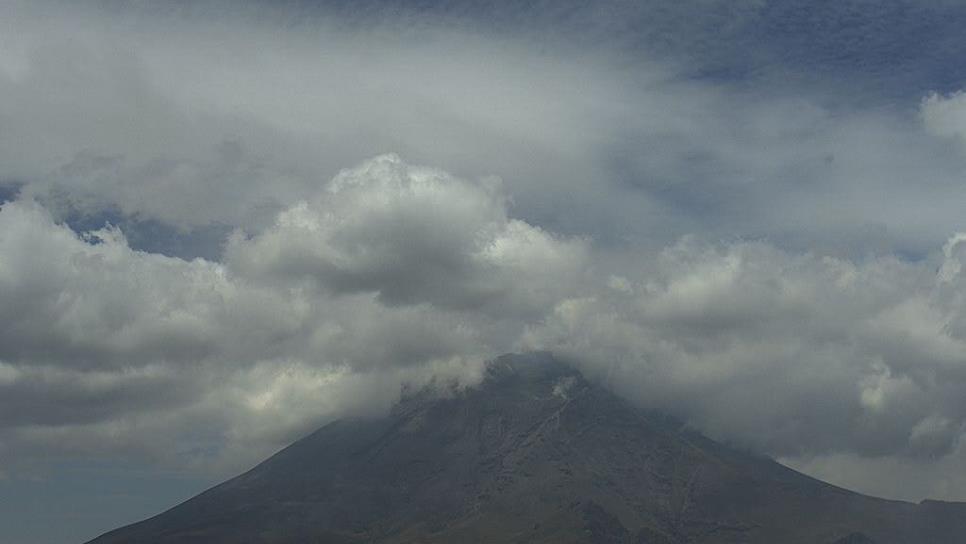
[9,0,966,260]
[226,154,587,315]
[0,154,589,474]
[6,149,966,505]
[528,238,966,461]
[7,3,966,530]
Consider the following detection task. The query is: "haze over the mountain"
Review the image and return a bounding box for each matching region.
[89,354,966,544]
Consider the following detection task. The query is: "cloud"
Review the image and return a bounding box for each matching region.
[7,150,966,506]
[226,154,588,316]
[0,1,645,242]
[783,444,966,503]
[0,154,586,473]
[9,0,966,515]
[10,0,966,264]
[524,236,966,464]
[923,91,966,136]
[0,200,300,374]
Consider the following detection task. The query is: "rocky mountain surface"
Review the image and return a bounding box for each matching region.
[88,353,966,543]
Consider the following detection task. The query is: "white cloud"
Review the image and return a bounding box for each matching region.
[0,2,642,238]
[226,154,588,316]
[0,155,585,474]
[12,169,966,501]
[10,1,966,263]
[8,0,966,509]
[922,91,966,142]
[523,236,966,469]
[5,129,966,509]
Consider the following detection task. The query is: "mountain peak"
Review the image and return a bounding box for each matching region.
[90,353,966,544]
[483,351,582,385]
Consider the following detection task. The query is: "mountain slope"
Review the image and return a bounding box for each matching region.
[88,353,966,544]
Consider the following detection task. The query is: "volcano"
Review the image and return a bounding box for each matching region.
[88,353,966,544]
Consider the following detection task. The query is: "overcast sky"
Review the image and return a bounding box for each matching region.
[7,1,966,542]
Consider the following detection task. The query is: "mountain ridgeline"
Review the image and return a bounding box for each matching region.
[89,353,966,543]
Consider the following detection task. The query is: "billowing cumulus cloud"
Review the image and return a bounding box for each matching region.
[10,3,966,540]
[0,154,589,475]
[7,151,966,506]
[525,238,966,463]
[226,154,588,316]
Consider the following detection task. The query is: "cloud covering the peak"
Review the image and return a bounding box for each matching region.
[9,1,966,541]
[0,155,590,476]
[226,154,588,315]
[527,238,966,464]
[6,151,966,505]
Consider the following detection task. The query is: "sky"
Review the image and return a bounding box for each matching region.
[6,0,966,542]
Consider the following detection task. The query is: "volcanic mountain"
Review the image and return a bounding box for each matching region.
[88,353,966,544]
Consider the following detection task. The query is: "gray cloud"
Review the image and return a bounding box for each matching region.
[226,154,588,316]
[6,151,966,506]
[7,3,966,534]
[524,237,966,463]
[0,154,587,475]
[9,0,966,261]
[1,1,648,241]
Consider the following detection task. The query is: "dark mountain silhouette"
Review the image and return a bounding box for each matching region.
[88,353,966,544]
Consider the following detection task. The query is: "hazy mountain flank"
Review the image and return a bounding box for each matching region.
[88,354,966,544]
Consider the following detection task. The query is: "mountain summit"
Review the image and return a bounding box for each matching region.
[89,353,966,544]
